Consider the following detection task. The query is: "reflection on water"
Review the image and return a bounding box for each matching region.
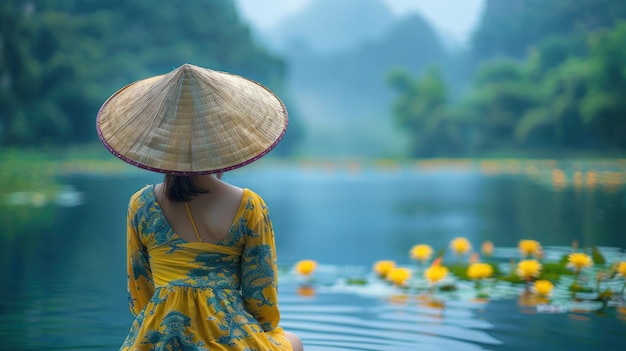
[238,160,626,266]
[280,289,502,351]
[0,160,625,350]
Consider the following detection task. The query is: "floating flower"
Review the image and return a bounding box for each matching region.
[469,252,480,264]
[410,244,434,263]
[566,253,593,273]
[518,240,542,258]
[424,258,448,284]
[295,260,317,276]
[516,259,542,281]
[617,262,626,295]
[450,237,472,256]
[481,241,494,257]
[373,260,396,278]
[615,261,626,277]
[533,280,554,297]
[387,267,412,287]
[296,285,316,297]
[467,262,494,280]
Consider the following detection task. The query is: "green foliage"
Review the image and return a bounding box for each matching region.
[541,261,573,281]
[438,284,457,292]
[390,14,626,157]
[579,22,626,148]
[447,263,470,280]
[0,149,58,194]
[467,59,540,150]
[516,58,593,148]
[388,66,447,130]
[498,273,525,285]
[472,0,626,61]
[388,66,467,156]
[0,148,60,238]
[568,282,594,293]
[0,0,298,154]
[596,288,614,304]
[345,278,368,286]
[526,35,588,76]
[590,246,606,265]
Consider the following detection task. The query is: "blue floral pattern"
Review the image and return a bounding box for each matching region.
[120,185,291,351]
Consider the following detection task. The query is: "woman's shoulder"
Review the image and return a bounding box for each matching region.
[216,178,262,205]
[128,184,156,210]
[241,188,265,205]
[238,188,272,220]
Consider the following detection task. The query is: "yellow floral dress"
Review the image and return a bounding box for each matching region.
[121,185,292,351]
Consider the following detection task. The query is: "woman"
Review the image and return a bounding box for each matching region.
[97,64,303,350]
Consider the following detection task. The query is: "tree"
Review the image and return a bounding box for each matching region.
[0,0,297,154]
[388,66,464,156]
[472,0,626,62]
[386,0,626,157]
[463,59,539,150]
[580,21,626,149]
[515,58,593,149]
[516,21,626,150]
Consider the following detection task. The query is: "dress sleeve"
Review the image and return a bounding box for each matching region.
[240,193,281,332]
[126,194,155,317]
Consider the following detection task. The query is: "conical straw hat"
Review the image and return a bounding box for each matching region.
[96,64,288,174]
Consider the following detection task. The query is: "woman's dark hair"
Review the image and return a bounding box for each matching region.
[163,175,209,202]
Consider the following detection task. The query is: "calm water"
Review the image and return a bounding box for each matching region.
[1,160,625,350]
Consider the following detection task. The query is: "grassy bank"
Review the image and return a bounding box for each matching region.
[0,148,60,195]
[0,144,143,202]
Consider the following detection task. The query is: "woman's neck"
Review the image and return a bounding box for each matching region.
[191,174,223,189]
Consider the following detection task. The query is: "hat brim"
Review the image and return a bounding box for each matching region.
[96,64,288,175]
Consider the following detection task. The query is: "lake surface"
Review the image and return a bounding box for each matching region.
[1,159,625,350]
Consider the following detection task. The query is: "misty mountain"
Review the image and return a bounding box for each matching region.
[264,0,396,55]
[470,0,626,62]
[288,14,446,119]
[263,0,450,157]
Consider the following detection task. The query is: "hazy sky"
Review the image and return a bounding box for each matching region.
[235,0,485,45]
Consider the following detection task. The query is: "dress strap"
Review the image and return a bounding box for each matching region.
[183,202,203,242]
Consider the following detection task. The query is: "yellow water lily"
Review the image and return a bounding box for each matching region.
[373,260,396,278]
[387,267,412,287]
[566,253,593,273]
[295,260,317,276]
[410,244,434,263]
[467,262,494,280]
[518,240,542,258]
[516,259,542,281]
[533,280,554,297]
[481,241,494,257]
[424,258,448,284]
[617,262,626,277]
[618,262,626,295]
[450,237,472,256]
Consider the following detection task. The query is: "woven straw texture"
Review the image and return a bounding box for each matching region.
[96,64,288,174]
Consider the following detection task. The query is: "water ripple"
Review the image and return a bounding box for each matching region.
[278,287,502,351]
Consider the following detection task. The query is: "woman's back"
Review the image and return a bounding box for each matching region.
[154,175,244,244]
[122,184,294,350]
